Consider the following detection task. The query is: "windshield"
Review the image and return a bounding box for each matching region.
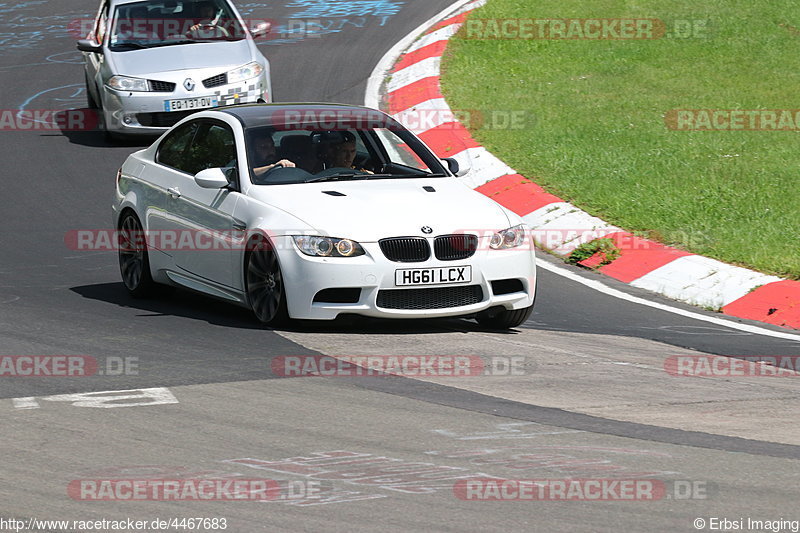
[109,0,246,50]
[245,126,449,185]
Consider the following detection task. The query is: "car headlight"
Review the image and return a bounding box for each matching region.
[489,224,527,249]
[107,75,150,92]
[227,62,263,83]
[293,236,365,257]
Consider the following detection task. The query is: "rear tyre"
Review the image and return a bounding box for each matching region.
[245,238,289,326]
[476,305,533,330]
[118,212,156,298]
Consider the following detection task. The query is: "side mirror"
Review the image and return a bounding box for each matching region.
[250,21,271,38]
[76,39,102,53]
[443,157,469,177]
[195,168,229,189]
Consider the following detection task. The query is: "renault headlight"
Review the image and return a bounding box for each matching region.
[107,75,150,92]
[227,62,264,83]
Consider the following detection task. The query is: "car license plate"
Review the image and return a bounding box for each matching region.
[164,96,218,112]
[395,266,471,286]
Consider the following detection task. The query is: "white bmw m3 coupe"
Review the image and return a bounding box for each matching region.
[112,104,537,328]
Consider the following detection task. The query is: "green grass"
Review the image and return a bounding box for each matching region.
[441,0,800,279]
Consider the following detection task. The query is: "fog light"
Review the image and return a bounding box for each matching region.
[122,114,134,125]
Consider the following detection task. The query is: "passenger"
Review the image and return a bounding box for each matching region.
[251,134,295,177]
[312,131,372,173]
[116,6,151,41]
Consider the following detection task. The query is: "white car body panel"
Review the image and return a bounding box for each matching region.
[107,40,254,76]
[243,179,513,243]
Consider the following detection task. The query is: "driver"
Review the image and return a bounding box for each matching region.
[187,1,227,37]
[251,134,295,177]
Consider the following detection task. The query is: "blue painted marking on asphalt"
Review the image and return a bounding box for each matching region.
[0,2,91,49]
[254,0,405,45]
[46,51,84,64]
[19,84,81,111]
[17,84,83,125]
[286,0,403,24]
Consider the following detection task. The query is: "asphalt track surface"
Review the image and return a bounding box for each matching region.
[1,1,800,532]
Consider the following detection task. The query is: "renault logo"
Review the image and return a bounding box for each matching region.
[184,78,195,91]
[421,226,433,234]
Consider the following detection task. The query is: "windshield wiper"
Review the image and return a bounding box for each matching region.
[110,42,151,50]
[305,173,380,183]
[146,39,207,48]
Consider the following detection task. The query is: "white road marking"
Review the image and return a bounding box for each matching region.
[10,387,178,409]
[537,258,800,342]
[12,397,39,409]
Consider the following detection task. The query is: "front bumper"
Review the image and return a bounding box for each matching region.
[101,73,269,134]
[274,237,537,320]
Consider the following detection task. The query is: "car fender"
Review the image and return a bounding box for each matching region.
[230,200,314,291]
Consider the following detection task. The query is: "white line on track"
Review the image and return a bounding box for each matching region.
[537,258,800,342]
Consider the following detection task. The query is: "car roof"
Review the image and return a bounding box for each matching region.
[110,0,224,7]
[218,103,403,131]
[111,0,161,6]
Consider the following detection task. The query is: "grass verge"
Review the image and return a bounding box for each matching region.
[440,0,800,279]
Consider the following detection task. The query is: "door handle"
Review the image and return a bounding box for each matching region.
[167,187,181,198]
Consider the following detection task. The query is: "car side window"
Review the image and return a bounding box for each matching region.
[184,122,237,175]
[156,121,200,172]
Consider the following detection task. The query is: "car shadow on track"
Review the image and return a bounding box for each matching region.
[71,282,264,329]
[60,128,155,148]
[71,283,530,335]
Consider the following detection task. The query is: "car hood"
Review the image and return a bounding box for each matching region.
[248,178,514,242]
[108,40,253,76]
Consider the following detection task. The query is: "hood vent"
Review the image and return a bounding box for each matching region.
[423,186,436,192]
[322,191,346,196]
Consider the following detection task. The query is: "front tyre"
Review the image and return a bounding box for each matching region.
[476,305,533,330]
[245,239,289,326]
[118,212,156,297]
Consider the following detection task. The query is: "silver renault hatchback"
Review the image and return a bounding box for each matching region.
[77,0,272,138]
